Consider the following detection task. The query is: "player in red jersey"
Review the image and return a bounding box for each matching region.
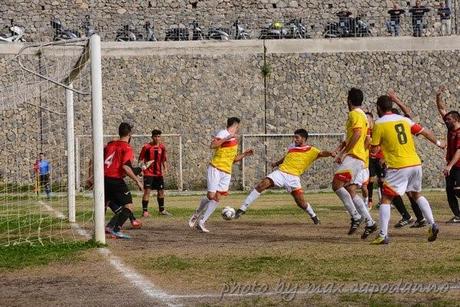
[138,129,170,217]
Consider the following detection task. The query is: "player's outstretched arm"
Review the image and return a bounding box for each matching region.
[418,128,445,149]
[122,164,144,191]
[436,85,448,119]
[388,89,412,117]
[210,134,236,149]
[317,151,335,158]
[270,156,285,168]
[336,129,361,163]
[234,149,254,163]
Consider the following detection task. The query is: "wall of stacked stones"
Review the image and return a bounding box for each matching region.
[1,0,458,41]
[1,39,459,190]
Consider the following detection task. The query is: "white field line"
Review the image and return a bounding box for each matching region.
[38,200,181,307]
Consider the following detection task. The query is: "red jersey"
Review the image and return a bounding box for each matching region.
[104,140,134,179]
[139,143,167,177]
[368,128,384,159]
[447,127,460,167]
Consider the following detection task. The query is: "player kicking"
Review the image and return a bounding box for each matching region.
[235,129,334,223]
[370,94,444,244]
[138,129,171,217]
[332,88,377,239]
[188,117,253,233]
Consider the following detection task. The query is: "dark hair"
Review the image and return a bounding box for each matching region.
[118,122,132,137]
[377,95,393,113]
[227,117,240,127]
[348,88,364,106]
[365,112,373,118]
[294,128,308,140]
[39,152,44,155]
[151,129,162,136]
[391,108,401,115]
[444,111,460,122]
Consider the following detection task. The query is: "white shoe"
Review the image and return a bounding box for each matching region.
[196,221,209,233]
[188,214,198,228]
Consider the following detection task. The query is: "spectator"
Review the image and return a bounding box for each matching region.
[34,152,51,199]
[438,1,452,36]
[386,3,405,36]
[409,0,430,37]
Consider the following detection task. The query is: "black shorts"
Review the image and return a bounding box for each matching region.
[144,176,164,190]
[104,177,132,206]
[369,158,386,179]
[39,174,50,185]
[447,166,460,188]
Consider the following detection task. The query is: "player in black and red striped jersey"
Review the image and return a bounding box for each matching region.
[103,122,143,239]
[138,129,170,217]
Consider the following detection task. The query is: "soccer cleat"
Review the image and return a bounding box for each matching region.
[131,219,142,229]
[160,210,173,216]
[428,224,439,242]
[105,226,113,234]
[375,202,381,209]
[367,200,373,210]
[311,215,320,225]
[195,222,209,233]
[410,219,427,228]
[370,235,389,245]
[142,211,150,218]
[110,229,131,240]
[446,216,460,223]
[234,209,246,219]
[188,214,199,228]
[348,218,362,235]
[361,223,378,239]
[394,217,413,228]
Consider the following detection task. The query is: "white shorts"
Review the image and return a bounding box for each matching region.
[207,166,231,194]
[352,168,370,188]
[335,155,365,183]
[267,170,301,193]
[383,165,422,196]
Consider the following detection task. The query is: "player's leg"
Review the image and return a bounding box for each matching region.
[392,195,413,228]
[347,181,376,238]
[157,188,171,216]
[409,195,426,228]
[44,174,51,199]
[291,189,319,224]
[141,187,152,217]
[367,176,375,208]
[235,175,275,218]
[361,180,369,208]
[189,166,217,228]
[445,167,460,222]
[109,179,134,239]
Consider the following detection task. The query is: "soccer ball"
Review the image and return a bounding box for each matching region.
[221,206,236,220]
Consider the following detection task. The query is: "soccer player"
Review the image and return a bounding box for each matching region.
[138,129,170,217]
[366,111,384,209]
[235,129,334,223]
[332,88,377,239]
[34,153,52,199]
[436,85,460,223]
[370,94,444,244]
[188,117,253,233]
[100,122,143,239]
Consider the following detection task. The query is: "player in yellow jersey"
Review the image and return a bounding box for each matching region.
[332,88,377,239]
[234,129,334,224]
[370,94,445,244]
[188,117,253,233]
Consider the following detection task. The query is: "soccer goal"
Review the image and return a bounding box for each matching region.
[0,35,106,246]
[75,134,184,191]
[241,133,345,191]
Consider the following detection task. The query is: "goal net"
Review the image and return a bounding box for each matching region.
[241,133,344,191]
[76,134,183,191]
[0,37,102,246]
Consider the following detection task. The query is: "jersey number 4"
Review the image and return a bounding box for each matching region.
[104,152,115,168]
[394,124,408,145]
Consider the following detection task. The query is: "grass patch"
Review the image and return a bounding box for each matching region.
[0,240,102,270]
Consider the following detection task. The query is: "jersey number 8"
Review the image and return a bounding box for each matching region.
[394,123,408,145]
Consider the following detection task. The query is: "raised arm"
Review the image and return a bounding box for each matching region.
[388,89,412,117]
[436,85,448,119]
[234,149,254,163]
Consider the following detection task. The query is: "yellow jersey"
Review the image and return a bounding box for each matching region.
[371,113,424,169]
[279,144,321,176]
[210,129,238,174]
[345,108,369,163]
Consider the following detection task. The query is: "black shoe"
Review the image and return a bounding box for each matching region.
[428,223,439,242]
[234,209,246,219]
[361,223,378,239]
[446,216,460,224]
[348,218,362,235]
[410,219,427,228]
[394,217,413,228]
[311,215,320,225]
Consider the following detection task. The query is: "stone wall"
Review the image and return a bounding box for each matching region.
[1,37,460,190]
[0,0,458,42]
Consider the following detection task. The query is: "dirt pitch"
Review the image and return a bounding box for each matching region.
[1,191,460,306]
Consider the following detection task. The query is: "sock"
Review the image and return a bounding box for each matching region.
[353,195,374,226]
[142,200,149,212]
[240,189,261,211]
[409,196,424,221]
[305,202,316,218]
[128,211,136,222]
[114,207,131,231]
[335,187,361,220]
[379,204,391,237]
[364,197,369,207]
[200,200,218,224]
[195,197,210,215]
[107,215,118,228]
[367,181,374,202]
[377,183,383,202]
[416,196,435,225]
[157,197,165,212]
[392,196,411,220]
